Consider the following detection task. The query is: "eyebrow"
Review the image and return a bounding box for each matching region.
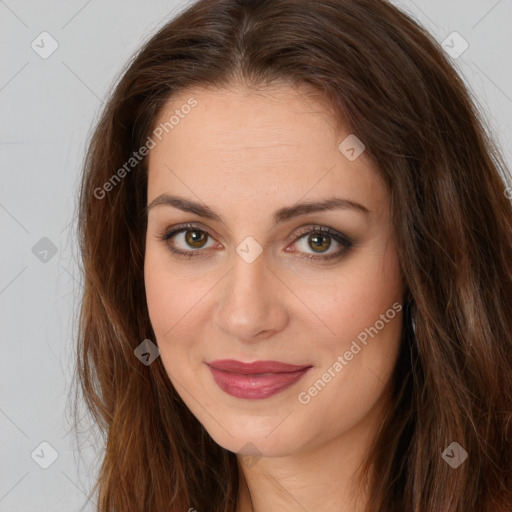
[146,194,370,225]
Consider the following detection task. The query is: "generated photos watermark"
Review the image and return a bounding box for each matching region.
[297,301,403,405]
[441,442,468,469]
[94,97,198,200]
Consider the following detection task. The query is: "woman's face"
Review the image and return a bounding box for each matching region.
[144,82,404,458]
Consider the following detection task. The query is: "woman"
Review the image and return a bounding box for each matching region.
[75,0,512,510]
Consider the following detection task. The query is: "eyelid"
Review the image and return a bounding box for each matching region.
[158,222,353,260]
[157,222,218,256]
[291,225,351,244]
[287,225,353,261]
[158,222,215,242]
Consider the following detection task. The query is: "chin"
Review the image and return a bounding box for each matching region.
[198,408,310,459]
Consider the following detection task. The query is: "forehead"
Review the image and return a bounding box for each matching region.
[146,82,387,217]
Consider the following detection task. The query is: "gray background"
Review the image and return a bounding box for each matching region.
[1,1,511,510]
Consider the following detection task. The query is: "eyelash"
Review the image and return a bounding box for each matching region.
[157,223,353,262]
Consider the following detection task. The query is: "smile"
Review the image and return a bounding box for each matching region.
[206,360,313,399]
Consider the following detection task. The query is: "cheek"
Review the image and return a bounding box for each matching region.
[310,240,403,348]
[293,244,403,436]
[143,245,216,359]
[144,254,198,388]
[293,243,402,390]
[144,245,192,346]
[144,250,172,336]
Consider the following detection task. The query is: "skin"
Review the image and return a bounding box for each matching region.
[144,82,404,511]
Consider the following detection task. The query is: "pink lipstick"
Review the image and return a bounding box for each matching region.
[206,359,312,399]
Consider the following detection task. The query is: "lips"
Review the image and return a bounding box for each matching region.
[207,359,311,374]
[206,359,312,399]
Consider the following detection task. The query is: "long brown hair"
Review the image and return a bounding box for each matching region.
[74,0,512,510]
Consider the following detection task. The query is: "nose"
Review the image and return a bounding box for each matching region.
[213,248,289,342]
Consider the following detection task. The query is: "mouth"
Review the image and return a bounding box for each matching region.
[206,359,313,399]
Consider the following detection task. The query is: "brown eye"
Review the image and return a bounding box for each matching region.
[160,223,352,262]
[308,233,331,253]
[184,230,208,248]
[160,225,216,257]
[291,225,353,261]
